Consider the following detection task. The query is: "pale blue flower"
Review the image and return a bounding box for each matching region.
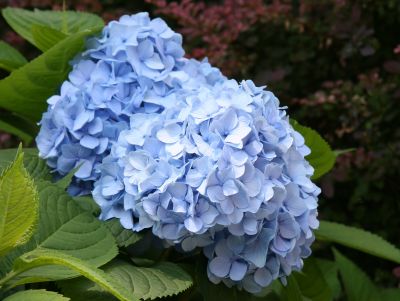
[92,77,320,292]
[36,12,216,195]
[37,12,319,294]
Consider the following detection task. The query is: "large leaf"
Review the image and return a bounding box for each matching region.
[56,165,81,191]
[2,8,103,49]
[0,148,51,181]
[32,25,68,52]
[291,121,336,179]
[0,28,100,122]
[294,258,332,301]
[0,148,38,257]
[0,181,117,288]
[381,289,400,301]
[73,196,100,215]
[0,41,27,72]
[12,250,136,301]
[280,276,303,301]
[333,249,379,301]
[3,289,70,301]
[59,259,193,301]
[316,221,400,264]
[71,197,144,248]
[315,259,341,300]
[0,111,37,144]
[105,219,144,248]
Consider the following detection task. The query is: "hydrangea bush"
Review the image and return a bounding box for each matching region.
[1,7,399,301]
[36,12,320,292]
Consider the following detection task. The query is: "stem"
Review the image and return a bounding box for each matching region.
[0,269,20,291]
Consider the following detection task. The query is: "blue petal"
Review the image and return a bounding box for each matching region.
[229,261,247,281]
[243,228,275,268]
[254,267,272,287]
[209,256,231,278]
[184,216,203,233]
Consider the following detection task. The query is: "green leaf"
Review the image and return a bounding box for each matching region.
[315,259,341,300]
[380,289,400,301]
[59,259,193,301]
[0,147,38,257]
[58,279,115,301]
[105,219,144,248]
[294,258,332,301]
[32,25,68,52]
[73,196,100,215]
[0,112,37,144]
[291,120,336,179]
[316,221,400,264]
[281,276,303,301]
[56,164,81,191]
[0,41,27,72]
[2,8,104,49]
[108,260,193,300]
[3,289,70,301]
[0,28,100,122]
[69,196,142,250]
[13,250,136,301]
[333,249,379,301]
[0,181,117,288]
[0,148,51,181]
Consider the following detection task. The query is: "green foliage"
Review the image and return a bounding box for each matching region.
[0,8,102,138]
[106,260,192,300]
[381,289,400,301]
[0,147,136,301]
[315,259,341,300]
[105,219,144,248]
[0,41,27,72]
[294,258,332,301]
[59,260,193,301]
[69,194,144,248]
[73,196,100,215]
[0,147,38,257]
[333,249,379,301]
[3,289,70,301]
[0,181,117,288]
[0,4,399,301]
[55,165,81,191]
[333,249,400,301]
[0,113,37,144]
[2,8,104,50]
[316,221,400,264]
[13,250,136,301]
[32,25,68,52]
[0,28,100,122]
[0,148,51,181]
[280,276,302,301]
[291,120,336,179]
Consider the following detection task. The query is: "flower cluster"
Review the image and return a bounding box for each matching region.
[37,13,320,293]
[37,12,223,194]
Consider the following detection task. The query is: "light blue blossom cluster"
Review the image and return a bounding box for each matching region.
[36,12,223,194]
[37,13,320,293]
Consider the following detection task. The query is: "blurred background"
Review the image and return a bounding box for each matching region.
[0,0,399,290]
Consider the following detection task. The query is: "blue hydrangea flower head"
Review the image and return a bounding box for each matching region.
[36,12,225,194]
[37,12,319,293]
[93,78,320,292]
